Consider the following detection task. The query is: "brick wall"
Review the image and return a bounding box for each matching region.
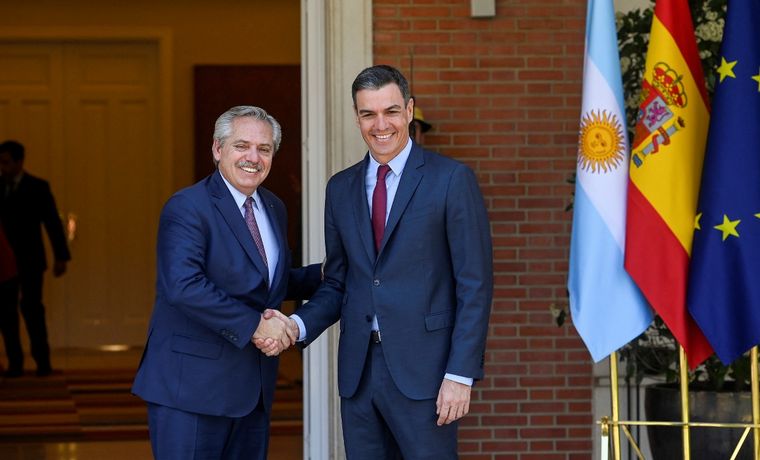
[373,0,593,458]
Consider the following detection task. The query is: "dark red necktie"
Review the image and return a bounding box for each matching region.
[372,165,391,251]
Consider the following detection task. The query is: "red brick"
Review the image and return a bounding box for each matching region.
[529,442,558,453]
[374,0,591,457]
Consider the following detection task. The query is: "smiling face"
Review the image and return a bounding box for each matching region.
[354,83,414,165]
[213,117,274,196]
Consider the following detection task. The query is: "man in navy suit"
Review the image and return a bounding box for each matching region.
[285,65,493,459]
[132,106,321,459]
[0,140,70,378]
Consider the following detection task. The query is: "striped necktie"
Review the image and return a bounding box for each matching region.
[243,196,268,267]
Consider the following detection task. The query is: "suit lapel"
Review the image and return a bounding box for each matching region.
[380,146,424,254]
[349,157,376,262]
[208,171,270,282]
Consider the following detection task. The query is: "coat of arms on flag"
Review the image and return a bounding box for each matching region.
[631,62,688,168]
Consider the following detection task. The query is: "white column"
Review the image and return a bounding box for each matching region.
[301,1,372,459]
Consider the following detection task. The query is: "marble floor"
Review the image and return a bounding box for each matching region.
[0,436,302,460]
[0,347,304,460]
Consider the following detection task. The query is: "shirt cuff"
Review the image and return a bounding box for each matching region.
[290,314,307,342]
[444,373,473,386]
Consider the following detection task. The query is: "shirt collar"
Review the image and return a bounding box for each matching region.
[368,137,413,177]
[219,171,262,210]
[5,171,23,186]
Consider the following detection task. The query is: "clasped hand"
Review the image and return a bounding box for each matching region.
[251,309,299,357]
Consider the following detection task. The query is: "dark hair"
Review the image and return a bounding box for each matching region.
[0,140,25,162]
[351,65,411,108]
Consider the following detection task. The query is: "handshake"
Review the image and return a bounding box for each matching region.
[251,309,300,357]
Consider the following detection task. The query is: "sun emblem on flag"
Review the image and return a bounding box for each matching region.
[578,109,625,173]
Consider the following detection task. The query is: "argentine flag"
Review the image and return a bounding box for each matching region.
[568,0,653,361]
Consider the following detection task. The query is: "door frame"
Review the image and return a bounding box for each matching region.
[301,1,372,459]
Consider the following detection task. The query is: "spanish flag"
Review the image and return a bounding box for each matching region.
[624,0,713,368]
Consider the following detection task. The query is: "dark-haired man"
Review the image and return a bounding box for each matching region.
[0,140,70,377]
[287,65,493,459]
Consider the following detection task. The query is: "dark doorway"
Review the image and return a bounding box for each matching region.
[193,65,303,264]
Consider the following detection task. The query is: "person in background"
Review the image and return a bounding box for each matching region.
[409,98,432,145]
[132,105,321,459]
[0,140,70,378]
[260,65,493,459]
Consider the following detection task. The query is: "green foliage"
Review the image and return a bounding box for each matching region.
[616,5,653,138]
[619,316,751,392]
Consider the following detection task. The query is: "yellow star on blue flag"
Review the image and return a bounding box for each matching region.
[717,57,738,82]
[713,214,740,241]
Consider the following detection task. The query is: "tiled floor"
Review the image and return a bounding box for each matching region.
[0,347,304,460]
[0,436,302,460]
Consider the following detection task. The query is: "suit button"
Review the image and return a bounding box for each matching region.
[365,315,372,322]
[373,279,380,286]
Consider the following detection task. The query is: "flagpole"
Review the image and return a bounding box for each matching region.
[610,352,621,460]
[679,346,690,460]
[600,417,610,460]
[751,347,759,459]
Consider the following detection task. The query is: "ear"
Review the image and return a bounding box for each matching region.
[405,99,414,121]
[212,139,222,162]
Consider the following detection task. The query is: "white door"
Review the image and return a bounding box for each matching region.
[0,41,163,348]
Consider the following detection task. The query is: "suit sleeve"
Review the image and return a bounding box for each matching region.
[286,263,322,301]
[157,194,260,349]
[292,179,344,345]
[40,181,70,262]
[444,164,493,381]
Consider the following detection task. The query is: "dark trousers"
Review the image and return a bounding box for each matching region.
[147,400,270,460]
[341,341,458,460]
[0,271,50,371]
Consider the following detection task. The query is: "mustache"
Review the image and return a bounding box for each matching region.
[237,161,262,172]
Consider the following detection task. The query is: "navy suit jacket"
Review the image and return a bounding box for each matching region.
[132,171,320,417]
[0,173,70,274]
[296,143,493,400]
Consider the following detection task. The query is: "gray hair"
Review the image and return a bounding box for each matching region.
[213,105,282,153]
[351,65,411,108]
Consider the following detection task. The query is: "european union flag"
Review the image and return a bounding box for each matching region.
[687,0,760,365]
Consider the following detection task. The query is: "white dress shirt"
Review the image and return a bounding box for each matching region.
[220,174,279,284]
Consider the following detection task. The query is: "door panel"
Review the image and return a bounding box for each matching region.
[0,41,163,348]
